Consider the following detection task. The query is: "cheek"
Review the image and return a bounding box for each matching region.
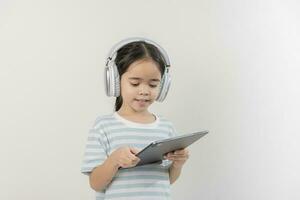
[154,87,160,94]
[120,83,137,97]
[151,87,160,98]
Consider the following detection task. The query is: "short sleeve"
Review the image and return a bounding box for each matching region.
[162,120,178,168]
[168,121,178,138]
[80,126,108,176]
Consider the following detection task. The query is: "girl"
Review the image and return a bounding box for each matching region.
[81,38,189,200]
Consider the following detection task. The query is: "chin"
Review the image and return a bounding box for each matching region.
[131,105,150,112]
[133,107,148,112]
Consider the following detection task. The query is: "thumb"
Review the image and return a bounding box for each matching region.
[130,147,140,155]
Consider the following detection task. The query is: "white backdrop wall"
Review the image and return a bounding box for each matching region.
[1,0,299,199]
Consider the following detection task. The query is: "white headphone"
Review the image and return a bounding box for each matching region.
[104,37,171,102]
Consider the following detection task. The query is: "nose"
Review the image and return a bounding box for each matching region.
[138,85,150,95]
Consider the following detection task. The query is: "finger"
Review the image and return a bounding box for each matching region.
[167,152,174,157]
[122,159,135,168]
[130,147,140,155]
[174,152,185,155]
[174,149,188,155]
[166,152,180,158]
[120,161,129,168]
[167,157,186,162]
[174,149,184,153]
[183,149,189,155]
[127,154,138,162]
[168,157,188,161]
[127,157,140,167]
[174,152,189,158]
[133,158,140,165]
[167,155,189,160]
[122,157,132,166]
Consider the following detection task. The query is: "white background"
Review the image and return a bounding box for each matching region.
[1,0,299,199]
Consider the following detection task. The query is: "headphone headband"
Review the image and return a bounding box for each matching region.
[106,37,170,68]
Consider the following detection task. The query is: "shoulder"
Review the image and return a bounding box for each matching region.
[157,114,173,124]
[90,113,116,130]
[156,114,178,137]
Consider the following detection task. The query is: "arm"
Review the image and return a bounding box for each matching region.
[89,147,140,191]
[166,148,189,184]
[89,156,119,191]
[169,165,183,184]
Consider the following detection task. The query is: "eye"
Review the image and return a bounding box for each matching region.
[130,83,139,87]
[149,84,158,88]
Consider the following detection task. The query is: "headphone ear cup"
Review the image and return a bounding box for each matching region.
[104,62,120,97]
[104,66,110,96]
[113,63,120,97]
[156,72,171,102]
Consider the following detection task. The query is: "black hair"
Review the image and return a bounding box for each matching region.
[114,41,166,111]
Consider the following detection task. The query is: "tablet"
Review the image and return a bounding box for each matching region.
[135,130,208,166]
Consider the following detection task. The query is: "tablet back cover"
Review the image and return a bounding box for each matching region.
[136,131,208,166]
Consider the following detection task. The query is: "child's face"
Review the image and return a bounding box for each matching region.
[119,59,162,114]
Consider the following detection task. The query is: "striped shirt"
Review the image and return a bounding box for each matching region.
[81,112,177,200]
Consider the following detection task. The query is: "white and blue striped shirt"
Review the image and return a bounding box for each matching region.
[81,112,177,200]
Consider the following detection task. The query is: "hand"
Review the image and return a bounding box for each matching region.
[108,147,141,169]
[164,148,189,169]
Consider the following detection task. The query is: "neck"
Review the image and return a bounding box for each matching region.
[117,108,150,117]
[116,109,156,124]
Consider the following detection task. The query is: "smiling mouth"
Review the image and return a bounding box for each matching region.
[135,99,150,102]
